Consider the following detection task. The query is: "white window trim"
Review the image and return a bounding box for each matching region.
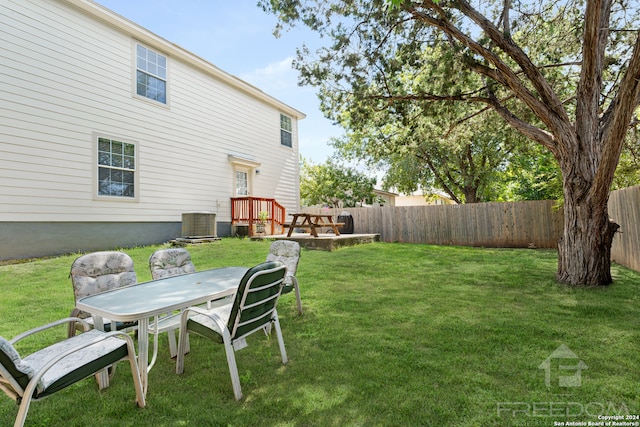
[228,155,261,196]
[93,132,140,202]
[132,41,170,108]
[280,113,293,148]
[234,168,250,196]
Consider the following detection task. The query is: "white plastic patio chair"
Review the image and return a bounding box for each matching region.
[0,317,145,427]
[175,261,288,400]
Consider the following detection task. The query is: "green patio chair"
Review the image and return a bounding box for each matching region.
[0,318,145,427]
[175,261,288,400]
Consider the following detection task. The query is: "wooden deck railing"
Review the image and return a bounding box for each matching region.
[231,197,286,236]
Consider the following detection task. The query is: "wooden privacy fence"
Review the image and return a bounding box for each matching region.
[609,185,640,272]
[304,200,564,248]
[304,188,640,273]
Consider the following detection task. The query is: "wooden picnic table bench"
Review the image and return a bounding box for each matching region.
[285,213,344,237]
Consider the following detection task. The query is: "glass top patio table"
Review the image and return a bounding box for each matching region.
[76,266,249,396]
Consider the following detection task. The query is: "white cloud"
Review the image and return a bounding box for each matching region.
[239,57,298,94]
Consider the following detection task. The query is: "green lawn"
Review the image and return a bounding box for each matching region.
[1,239,638,426]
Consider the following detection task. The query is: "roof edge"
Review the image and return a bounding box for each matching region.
[62,0,306,120]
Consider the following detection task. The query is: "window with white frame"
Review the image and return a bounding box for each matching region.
[235,170,249,196]
[136,44,167,104]
[97,137,136,198]
[280,113,292,147]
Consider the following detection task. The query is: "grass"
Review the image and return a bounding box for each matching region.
[0,239,638,426]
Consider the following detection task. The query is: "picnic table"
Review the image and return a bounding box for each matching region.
[285,213,344,237]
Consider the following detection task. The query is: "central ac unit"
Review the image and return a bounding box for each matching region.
[181,212,217,237]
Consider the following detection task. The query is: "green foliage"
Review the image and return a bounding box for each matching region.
[613,125,640,189]
[260,0,640,203]
[1,240,639,425]
[299,157,378,207]
[333,102,534,203]
[501,143,564,201]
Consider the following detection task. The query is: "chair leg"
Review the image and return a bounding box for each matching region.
[168,329,189,358]
[176,327,188,374]
[223,337,243,400]
[293,280,303,315]
[67,320,77,338]
[273,311,288,364]
[168,329,177,358]
[122,337,147,408]
[14,394,32,427]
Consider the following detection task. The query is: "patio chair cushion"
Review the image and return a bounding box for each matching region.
[187,305,233,344]
[70,251,137,319]
[0,337,36,390]
[265,240,300,293]
[22,329,128,398]
[149,248,196,280]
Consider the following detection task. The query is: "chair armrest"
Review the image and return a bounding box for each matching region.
[11,317,91,345]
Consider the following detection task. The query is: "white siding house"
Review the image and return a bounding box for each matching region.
[0,0,305,260]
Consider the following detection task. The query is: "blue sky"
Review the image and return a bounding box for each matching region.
[94,0,343,164]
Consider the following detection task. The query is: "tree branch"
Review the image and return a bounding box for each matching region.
[483,93,558,155]
[416,150,463,204]
[452,0,572,125]
[594,31,640,205]
[576,0,612,163]
[401,1,570,142]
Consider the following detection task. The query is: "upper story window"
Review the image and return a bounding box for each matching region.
[136,44,167,104]
[97,137,136,198]
[280,114,292,147]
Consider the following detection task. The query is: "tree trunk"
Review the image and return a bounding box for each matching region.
[463,185,479,203]
[556,178,619,286]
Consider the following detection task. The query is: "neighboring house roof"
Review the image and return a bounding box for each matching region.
[373,189,399,198]
[65,0,306,121]
[393,189,456,206]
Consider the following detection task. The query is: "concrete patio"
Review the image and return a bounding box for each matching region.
[251,233,380,251]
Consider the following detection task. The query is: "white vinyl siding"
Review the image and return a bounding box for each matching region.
[0,0,303,222]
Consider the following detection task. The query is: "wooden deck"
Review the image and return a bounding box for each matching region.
[251,233,380,251]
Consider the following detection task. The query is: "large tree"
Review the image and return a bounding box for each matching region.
[332,102,527,204]
[300,158,378,208]
[329,32,553,204]
[261,0,640,286]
